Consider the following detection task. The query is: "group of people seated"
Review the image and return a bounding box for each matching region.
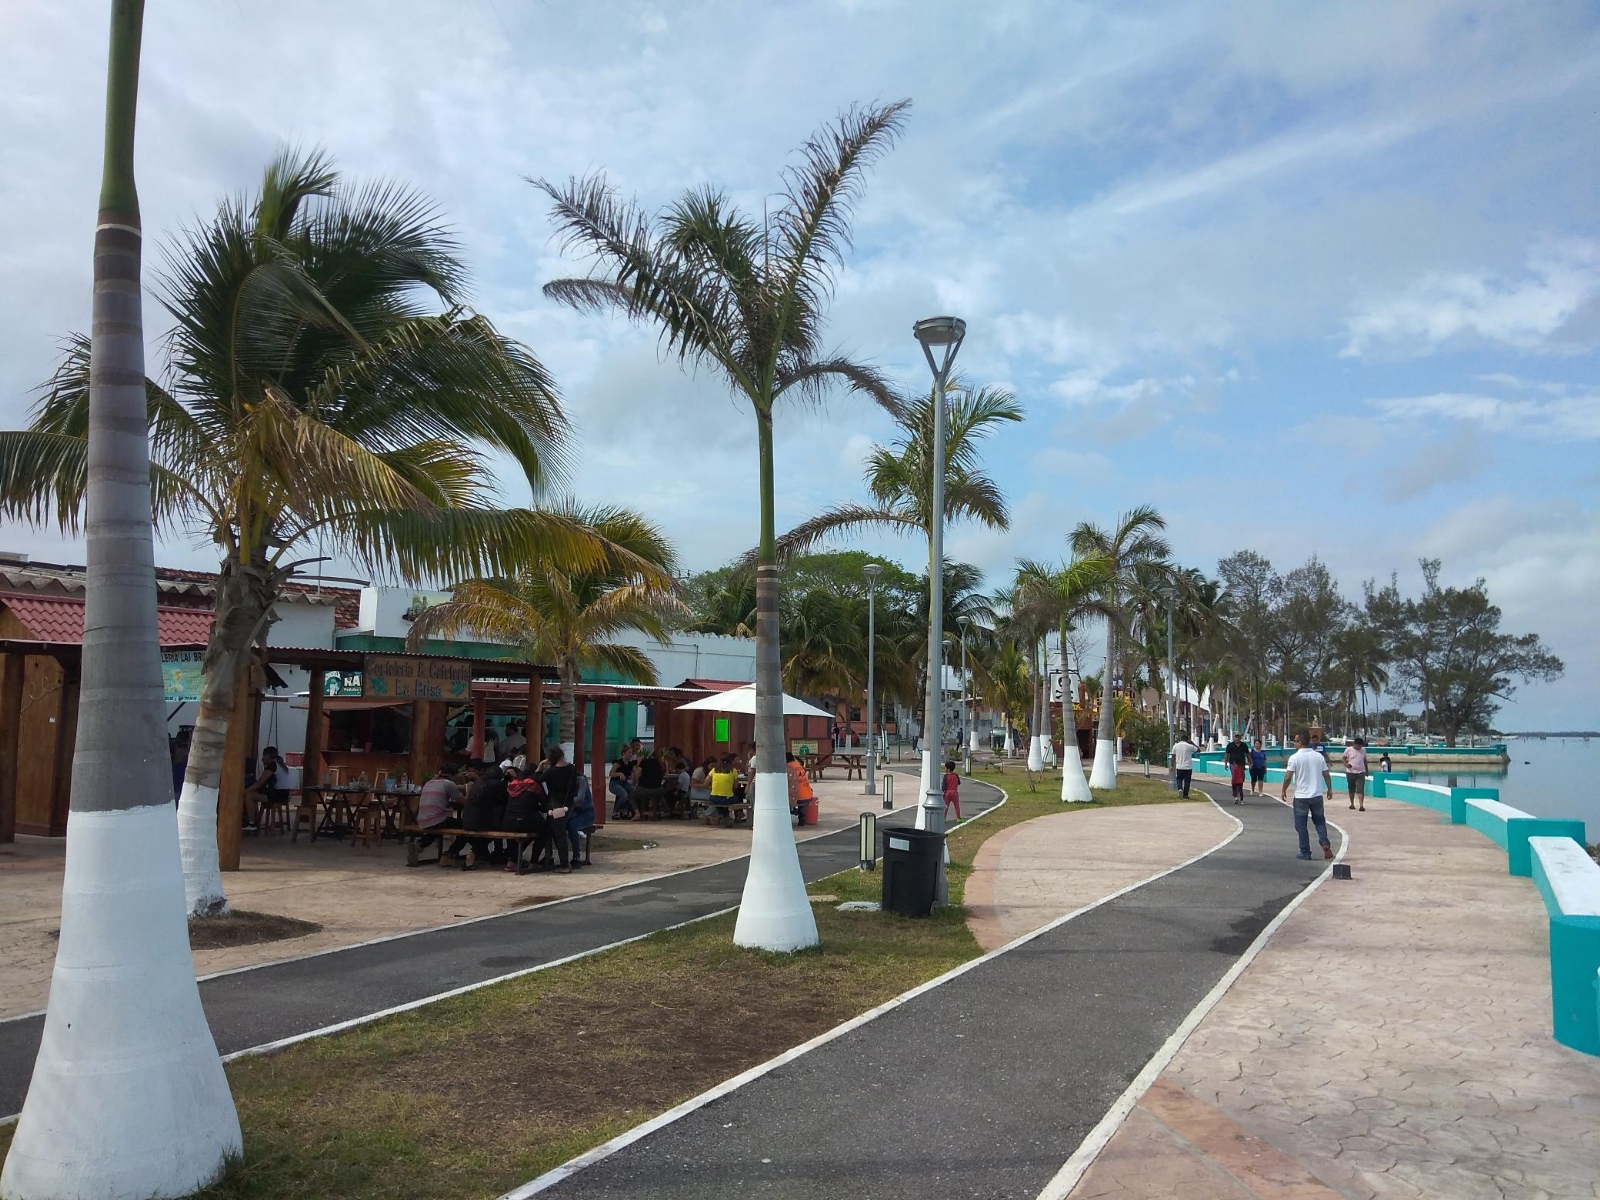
[604,741,821,829]
[412,745,595,873]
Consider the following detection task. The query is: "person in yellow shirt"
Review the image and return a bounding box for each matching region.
[706,755,740,825]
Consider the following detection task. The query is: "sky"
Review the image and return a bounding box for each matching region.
[0,0,1596,729]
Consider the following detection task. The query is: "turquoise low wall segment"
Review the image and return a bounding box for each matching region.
[1529,836,1600,1056]
[1463,798,1584,876]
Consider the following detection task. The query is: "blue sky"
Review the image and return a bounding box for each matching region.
[1,1,1596,728]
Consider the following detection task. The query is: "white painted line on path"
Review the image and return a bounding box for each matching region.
[1034,781,1348,1200]
[499,778,1238,1199]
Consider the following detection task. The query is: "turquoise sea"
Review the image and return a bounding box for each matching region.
[1401,736,1597,845]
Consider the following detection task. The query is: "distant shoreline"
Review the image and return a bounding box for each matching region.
[1500,732,1599,739]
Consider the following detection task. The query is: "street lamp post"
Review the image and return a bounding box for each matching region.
[864,562,881,796]
[914,315,965,904]
[959,615,972,776]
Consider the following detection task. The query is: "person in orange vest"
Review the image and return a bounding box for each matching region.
[785,752,815,822]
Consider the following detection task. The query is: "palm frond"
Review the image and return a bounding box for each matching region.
[771,503,924,562]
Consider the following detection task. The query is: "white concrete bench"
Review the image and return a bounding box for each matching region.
[1528,836,1600,1056]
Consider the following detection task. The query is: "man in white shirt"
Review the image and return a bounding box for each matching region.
[1280,731,1334,860]
[1170,732,1196,797]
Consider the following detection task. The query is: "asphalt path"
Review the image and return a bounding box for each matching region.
[0,766,995,1119]
[537,777,1341,1199]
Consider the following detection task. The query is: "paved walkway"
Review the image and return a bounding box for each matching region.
[1068,784,1600,1200]
[0,765,992,1119]
[0,768,885,1019]
[966,800,1237,950]
[535,784,1335,1198]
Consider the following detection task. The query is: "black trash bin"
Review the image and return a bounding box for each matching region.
[880,825,944,917]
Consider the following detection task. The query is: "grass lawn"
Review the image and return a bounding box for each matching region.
[0,765,1196,1199]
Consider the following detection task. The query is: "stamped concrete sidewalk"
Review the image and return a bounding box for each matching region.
[966,799,1237,950]
[1068,783,1600,1200]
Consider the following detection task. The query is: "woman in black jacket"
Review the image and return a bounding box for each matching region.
[449,765,508,868]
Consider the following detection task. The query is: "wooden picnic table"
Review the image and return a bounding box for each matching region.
[301,784,370,841]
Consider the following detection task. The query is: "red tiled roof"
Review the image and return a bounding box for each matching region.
[0,593,214,646]
[677,678,749,692]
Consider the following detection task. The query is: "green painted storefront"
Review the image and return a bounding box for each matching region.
[333,633,640,761]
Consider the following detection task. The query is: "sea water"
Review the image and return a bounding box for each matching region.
[1400,736,1597,844]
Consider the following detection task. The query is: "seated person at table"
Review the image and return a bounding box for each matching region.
[500,721,527,758]
[502,766,554,872]
[785,752,815,820]
[705,756,740,825]
[241,746,288,832]
[534,747,576,871]
[609,752,637,820]
[413,766,462,853]
[448,765,508,867]
[564,770,596,867]
[632,749,667,818]
[669,758,692,815]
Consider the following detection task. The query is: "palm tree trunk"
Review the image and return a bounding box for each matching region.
[1089,605,1118,789]
[558,654,577,758]
[2,5,242,1192]
[733,410,816,952]
[177,556,276,916]
[1026,637,1043,773]
[1059,618,1091,802]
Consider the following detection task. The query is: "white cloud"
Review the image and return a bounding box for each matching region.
[1341,240,1600,359]
[1370,390,1600,440]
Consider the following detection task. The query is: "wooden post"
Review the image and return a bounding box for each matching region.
[48,663,81,836]
[217,672,250,871]
[409,700,445,782]
[526,675,544,763]
[573,699,586,769]
[470,693,486,761]
[0,653,23,843]
[588,701,609,827]
[304,669,325,785]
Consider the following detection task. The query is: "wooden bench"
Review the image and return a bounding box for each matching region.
[400,825,593,872]
[803,753,833,781]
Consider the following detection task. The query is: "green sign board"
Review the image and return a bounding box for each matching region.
[714,717,730,744]
[324,670,363,697]
[161,650,205,703]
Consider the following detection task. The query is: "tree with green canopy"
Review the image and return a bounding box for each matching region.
[0,148,592,916]
[535,101,909,952]
[406,503,685,754]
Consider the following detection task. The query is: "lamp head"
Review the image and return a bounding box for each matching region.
[912,316,966,347]
[863,562,882,584]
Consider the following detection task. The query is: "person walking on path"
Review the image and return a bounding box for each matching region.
[1281,731,1334,860]
[1223,732,1249,803]
[1342,737,1368,812]
[942,759,963,821]
[1248,738,1268,796]
[1171,730,1196,798]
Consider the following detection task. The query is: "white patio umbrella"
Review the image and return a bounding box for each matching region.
[676,684,835,720]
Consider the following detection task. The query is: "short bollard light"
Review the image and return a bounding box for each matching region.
[882,771,894,811]
[858,812,878,871]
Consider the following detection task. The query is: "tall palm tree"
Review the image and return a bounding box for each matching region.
[536,102,908,951]
[773,382,1023,556]
[984,640,1032,761]
[1071,506,1171,790]
[780,587,865,697]
[1016,554,1109,801]
[0,150,587,917]
[0,4,242,1195]
[407,504,683,753]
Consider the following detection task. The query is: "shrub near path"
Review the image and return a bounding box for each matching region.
[0,768,1192,1200]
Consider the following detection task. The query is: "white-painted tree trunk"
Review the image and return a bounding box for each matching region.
[732,554,816,951]
[1002,723,1015,756]
[1089,608,1118,790]
[2,19,242,1187]
[1060,737,1093,802]
[1026,734,1043,773]
[177,778,226,916]
[968,726,979,754]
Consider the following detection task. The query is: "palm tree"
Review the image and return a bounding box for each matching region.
[1016,555,1109,801]
[0,4,242,1194]
[773,382,1023,556]
[407,504,683,754]
[984,640,1032,763]
[781,587,865,697]
[536,101,908,951]
[0,149,587,916]
[1071,506,1172,790]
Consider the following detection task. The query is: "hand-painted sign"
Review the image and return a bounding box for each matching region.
[161,650,205,703]
[362,654,472,701]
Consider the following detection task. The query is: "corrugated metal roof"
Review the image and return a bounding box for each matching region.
[0,593,214,645]
[678,678,748,692]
